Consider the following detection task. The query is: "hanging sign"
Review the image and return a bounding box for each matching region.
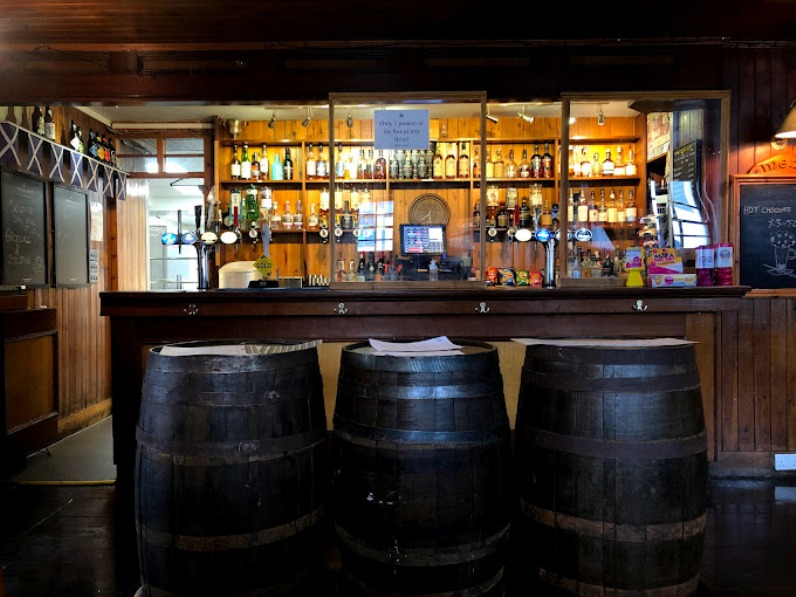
[373,110,429,150]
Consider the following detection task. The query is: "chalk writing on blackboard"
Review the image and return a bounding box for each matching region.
[0,169,48,287]
[736,180,796,289]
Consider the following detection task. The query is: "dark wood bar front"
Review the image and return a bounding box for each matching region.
[101,285,748,510]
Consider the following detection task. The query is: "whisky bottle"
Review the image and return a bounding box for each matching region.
[389,150,400,179]
[530,144,542,178]
[616,189,627,223]
[283,148,294,180]
[281,200,293,229]
[472,200,481,228]
[519,197,531,229]
[44,107,56,141]
[592,152,600,177]
[317,144,328,179]
[269,202,281,230]
[542,143,554,178]
[598,189,608,222]
[319,188,330,228]
[293,199,304,229]
[572,146,582,177]
[505,149,517,179]
[68,121,80,151]
[625,189,638,223]
[241,143,252,180]
[471,146,480,178]
[340,200,354,229]
[260,144,270,180]
[485,149,495,179]
[244,184,259,223]
[445,143,457,179]
[580,147,592,177]
[363,149,374,180]
[308,201,320,229]
[588,191,599,223]
[496,201,509,228]
[305,143,317,180]
[374,150,387,180]
[624,148,638,176]
[614,145,625,175]
[77,127,84,153]
[231,144,241,179]
[607,188,618,223]
[417,152,428,179]
[251,152,261,181]
[431,143,443,179]
[602,149,615,176]
[457,142,470,179]
[336,144,346,178]
[519,149,531,178]
[32,106,44,135]
[577,190,588,224]
[493,148,505,178]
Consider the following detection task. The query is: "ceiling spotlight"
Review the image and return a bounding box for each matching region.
[346,112,354,128]
[268,111,276,129]
[597,104,606,126]
[518,107,534,124]
[569,116,576,124]
[301,107,312,128]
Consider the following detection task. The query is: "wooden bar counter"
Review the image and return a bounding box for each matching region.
[100,285,748,508]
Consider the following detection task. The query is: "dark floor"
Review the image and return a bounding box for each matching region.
[1,474,795,596]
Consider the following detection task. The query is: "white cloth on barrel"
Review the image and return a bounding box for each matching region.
[368,336,464,356]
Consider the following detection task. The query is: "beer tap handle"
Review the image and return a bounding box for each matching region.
[194,205,203,233]
[177,209,183,254]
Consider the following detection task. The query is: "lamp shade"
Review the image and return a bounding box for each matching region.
[775,101,796,139]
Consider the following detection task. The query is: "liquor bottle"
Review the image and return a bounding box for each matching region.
[317,144,328,179]
[567,189,576,227]
[568,247,581,279]
[345,148,357,180]
[32,106,44,135]
[430,143,442,179]
[96,134,105,162]
[319,188,330,228]
[374,150,387,179]
[389,150,400,179]
[445,143,456,179]
[260,144,270,180]
[598,189,608,222]
[283,147,294,180]
[572,146,582,177]
[241,143,252,180]
[530,144,542,178]
[625,189,638,223]
[607,188,618,223]
[229,188,242,227]
[539,195,553,229]
[458,142,470,179]
[68,121,80,151]
[336,144,346,178]
[44,107,56,141]
[472,200,481,228]
[494,201,508,228]
[417,151,428,179]
[493,148,505,178]
[108,137,117,167]
[363,149,374,179]
[251,152,261,181]
[340,200,354,229]
[541,143,554,178]
[402,151,413,179]
[519,149,531,178]
[588,191,599,223]
[602,149,615,176]
[231,144,241,179]
[601,251,615,277]
[87,129,98,159]
[580,147,592,177]
[505,149,517,179]
[305,143,317,180]
[281,200,293,229]
[614,145,625,175]
[577,191,588,224]
[77,127,84,154]
[269,202,281,230]
[293,199,303,229]
[271,148,284,180]
[485,149,495,179]
[485,189,498,227]
[308,201,320,228]
[244,184,259,223]
[616,189,627,223]
[356,148,368,179]
[624,148,638,176]
[519,197,531,229]
[471,147,480,179]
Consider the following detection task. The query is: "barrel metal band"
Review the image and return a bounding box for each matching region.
[520,500,707,541]
[335,522,510,566]
[135,427,326,461]
[518,426,707,460]
[137,505,325,551]
[537,566,701,597]
[333,417,507,446]
[526,370,700,392]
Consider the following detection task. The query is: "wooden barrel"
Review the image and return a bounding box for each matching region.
[512,339,708,596]
[332,340,512,596]
[135,340,329,597]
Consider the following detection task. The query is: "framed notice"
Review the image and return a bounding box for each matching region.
[732,175,796,289]
[53,183,90,287]
[0,169,48,287]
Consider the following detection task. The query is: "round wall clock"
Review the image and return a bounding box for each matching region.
[409,193,450,225]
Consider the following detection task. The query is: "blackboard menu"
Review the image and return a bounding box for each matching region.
[736,180,796,289]
[0,169,48,287]
[672,140,701,198]
[53,183,89,287]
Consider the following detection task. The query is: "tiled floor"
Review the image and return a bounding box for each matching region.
[1,421,796,596]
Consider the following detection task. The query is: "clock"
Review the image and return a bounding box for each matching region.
[409,193,450,225]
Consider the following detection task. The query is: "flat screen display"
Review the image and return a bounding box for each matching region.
[399,224,448,255]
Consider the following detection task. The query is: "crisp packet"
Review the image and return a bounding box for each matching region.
[515,270,530,286]
[499,268,515,286]
[486,267,499,286]
[529,270,543,287]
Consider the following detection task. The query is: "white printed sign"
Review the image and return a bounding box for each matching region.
[373,110,430,150]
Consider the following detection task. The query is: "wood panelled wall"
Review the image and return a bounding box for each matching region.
[6,106,148,437]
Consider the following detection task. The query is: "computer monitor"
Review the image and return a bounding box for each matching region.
[399,224,448,256]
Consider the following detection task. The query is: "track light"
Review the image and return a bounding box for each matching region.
[597,104,605,126]
[268,111,276,129]
[346,112,353,128]
[518,107,534,124]
[301,107,312,128]
[486,108,499,124]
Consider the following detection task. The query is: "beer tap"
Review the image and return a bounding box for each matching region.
[529,207,560,289]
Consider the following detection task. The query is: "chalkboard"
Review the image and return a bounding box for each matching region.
[53,183,89,287]
[0,169,48,287]
[735,179,796,289]
[672,140,701,198]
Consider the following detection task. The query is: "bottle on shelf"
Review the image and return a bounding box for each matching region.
[616,189,626,224]
[505,149,517,179]
[293,199,303,229]
[281,200,293,229]
[519,148,531,178]
[260,144,270,180]
[485,188,498,227]
[588,191,599,223]
[493,148,505,178]
[519,197,531,229]
[335,144,346,178]
[607,188,618,223]
[345,148,357,180]
[283,148,294,180]
[576,190,588,224]
[244,184,259,225]
[602,149,615,177]
[305,143,317,180]
[43,107,56,141]
[580,147,592,177]
[241,143,252,180]
[625,148,638,176]
[567,189,576,228]
[340,200,354,229]
[317,144,328,179]
[444,143,457,179]
[591,152,600,177]
[374,150,387,180]
[251,152,261,181]
[572,146,582,177]
[457,142,470,179]
[614,145,625,175]
[485,149,495,179]
[402,150,413,179]
[598,189,608,222]
[357,148,368,179]
[31,106,44,136]
[231,144,241,180]
[364,148,375,179]
[431,142,443,179]
[77,127,84,153]
[472,200,481,228]
[496,201,509,228]
[416,151,428,179]
[625,189,638,223]
[530,144,542,178]
[319,188,330,228]
[541,142,554,178]
[68,121,80,151]
[471,146,480,179]
[269,202,281,230]
[307,201,320,229]
[539,195,553,229]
